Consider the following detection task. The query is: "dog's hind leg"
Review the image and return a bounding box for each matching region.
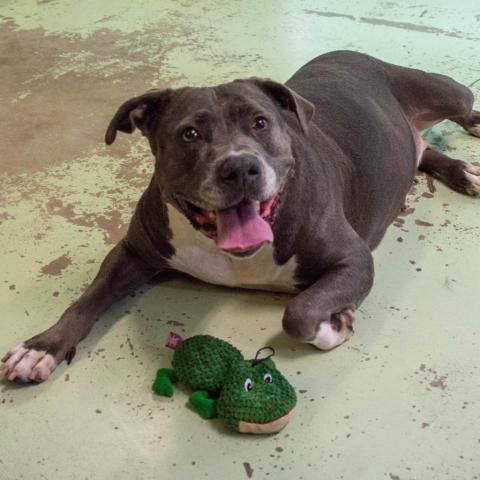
[451,110,480,138]
[384,63,480,193]
[419,148,480,196]
[386,64,476,131]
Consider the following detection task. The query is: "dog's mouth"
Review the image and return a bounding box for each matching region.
[180,194,279,257]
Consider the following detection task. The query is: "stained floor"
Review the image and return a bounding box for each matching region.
[1,1,480,479]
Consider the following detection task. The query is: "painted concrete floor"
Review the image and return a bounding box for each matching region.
[1,1,480,479]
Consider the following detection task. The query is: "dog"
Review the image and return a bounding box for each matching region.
[3,50,480,383]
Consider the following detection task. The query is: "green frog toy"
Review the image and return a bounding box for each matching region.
[152,334,297,434]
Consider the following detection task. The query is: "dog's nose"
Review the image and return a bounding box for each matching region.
[217,155,263,187]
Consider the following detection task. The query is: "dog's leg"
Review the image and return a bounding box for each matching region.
[419,148,480,196]
[386,64,478,132]
[451,110,480,137]
[408,76,480,195]
[283,241,374,350]
[386,65,480,194]
[2,241,159,382]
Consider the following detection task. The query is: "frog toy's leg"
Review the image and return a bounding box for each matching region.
[189,391,217,419]
[152,368,177,397]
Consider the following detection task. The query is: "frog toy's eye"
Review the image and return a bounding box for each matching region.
[263,373,273,383]
[244,378,254,392]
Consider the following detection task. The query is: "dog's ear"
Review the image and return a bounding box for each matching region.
[251,78,314,133]
[105,89,174,145]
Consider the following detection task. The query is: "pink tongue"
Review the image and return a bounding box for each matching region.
[216,200,273,252]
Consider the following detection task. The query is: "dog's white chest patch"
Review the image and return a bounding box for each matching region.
[166,205,298,292]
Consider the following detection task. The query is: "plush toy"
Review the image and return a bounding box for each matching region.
[152,334,297,434]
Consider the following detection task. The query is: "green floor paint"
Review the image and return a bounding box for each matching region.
[1,1,479,479]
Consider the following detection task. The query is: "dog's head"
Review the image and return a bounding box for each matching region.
[105,79,314,257]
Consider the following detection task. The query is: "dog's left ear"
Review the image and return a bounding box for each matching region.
[105,89,174,145]
[251,78,315,133]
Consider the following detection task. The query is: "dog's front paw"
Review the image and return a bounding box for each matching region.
[309,309,354,351]
[2,344,58,382]
[283,302,354,350]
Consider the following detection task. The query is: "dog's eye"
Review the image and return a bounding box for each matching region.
[263,373,273,383]
[182,127,200,142]
[244,378,254,392]
[253,116,268,130]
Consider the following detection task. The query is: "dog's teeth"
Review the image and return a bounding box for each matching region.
[205,210,216,221]
[255,201,260,212]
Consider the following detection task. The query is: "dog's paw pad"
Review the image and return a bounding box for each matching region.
[1,344,57,382]
[463,165,480,195]
[309,309,354,351]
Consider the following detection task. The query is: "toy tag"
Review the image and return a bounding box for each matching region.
[252,346,275,366]
[165,331,183,350]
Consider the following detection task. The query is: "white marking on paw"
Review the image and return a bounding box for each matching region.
[309,311,354,350]
[464,165,480,193]
[29,354,57,382]
[2,343,25,361]
[2,344,57,382]
[467,124,480,138]
[1,344,28,373]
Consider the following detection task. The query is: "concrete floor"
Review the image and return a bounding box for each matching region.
[1,1,480,479]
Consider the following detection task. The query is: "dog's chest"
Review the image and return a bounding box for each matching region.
[166,206,298,292]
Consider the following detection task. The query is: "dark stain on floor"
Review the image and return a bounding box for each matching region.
[303,9,480,41]
[46,197,128,245]
[0,17,187,177]
[416,364,448,391]
[40,253,72,275]
[243,462,254,478]
[415,219,434,227]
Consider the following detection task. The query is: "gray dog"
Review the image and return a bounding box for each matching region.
[3,50,480,382]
